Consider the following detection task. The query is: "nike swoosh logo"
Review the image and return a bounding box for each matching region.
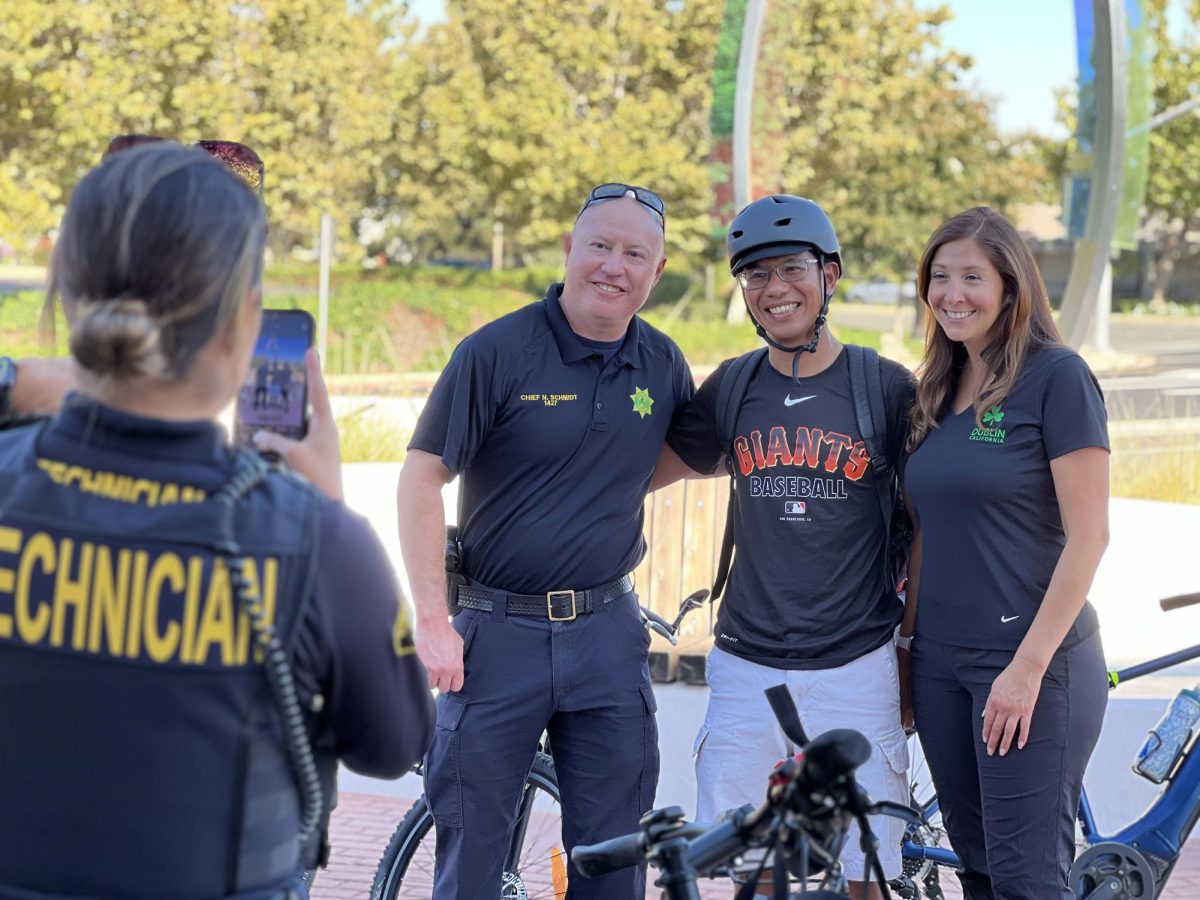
[1001,615,1020,623]
[784,394,816,406]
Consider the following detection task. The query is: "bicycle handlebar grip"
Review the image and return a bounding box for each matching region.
[1160,592,1200,612]
[684,817,746,875]
[801,728,872,787]
[765,684,808,747]
[571,832,646,878]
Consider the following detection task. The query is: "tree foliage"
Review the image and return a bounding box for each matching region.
[0,0,404,253]
[752,0,1049,280]
[2,0,1067,278]
[380,0,723,265]
[1143,0,1200,301]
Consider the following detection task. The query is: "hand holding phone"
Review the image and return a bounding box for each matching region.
[248,347,344,501]
[235,309,314,445]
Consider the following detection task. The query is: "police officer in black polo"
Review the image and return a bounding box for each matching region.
[397,184,693,899]
[0,142,435,900]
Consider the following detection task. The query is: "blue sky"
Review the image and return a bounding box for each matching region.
[407,0,1188,138]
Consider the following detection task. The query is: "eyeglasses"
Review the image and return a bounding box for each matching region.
[105,135,264,196]
[576,183,666,227]
[736,256,822,291]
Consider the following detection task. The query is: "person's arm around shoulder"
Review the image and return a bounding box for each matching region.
[650,443,714,491]
[396,448,462,692]
[652,362,726,491]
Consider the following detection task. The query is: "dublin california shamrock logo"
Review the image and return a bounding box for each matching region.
[630,386,654,419]
[982,404,1005,427]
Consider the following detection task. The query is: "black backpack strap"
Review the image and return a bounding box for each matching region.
[847,345,896,588]
[716,348,768,458]
[711,348,767,603]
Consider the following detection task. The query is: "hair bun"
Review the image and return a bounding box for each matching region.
[70,298,171,381]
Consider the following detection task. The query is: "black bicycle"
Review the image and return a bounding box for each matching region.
[572,683,919,899]
[368,589,712,900]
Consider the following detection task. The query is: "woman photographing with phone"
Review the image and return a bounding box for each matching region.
[898,207,1109,899]
[0,142,433,899]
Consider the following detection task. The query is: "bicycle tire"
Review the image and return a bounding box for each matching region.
[370,752,561,900]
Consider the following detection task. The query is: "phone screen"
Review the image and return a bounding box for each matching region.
[234,309,314,445]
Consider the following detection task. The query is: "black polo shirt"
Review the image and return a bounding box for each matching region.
[410,284,694,595]
[903,346,1108,651]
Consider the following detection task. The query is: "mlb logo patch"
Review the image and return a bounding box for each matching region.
[784,501,806,514]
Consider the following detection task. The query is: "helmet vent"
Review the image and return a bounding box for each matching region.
[774,218,792,228]
[730,229,743,239]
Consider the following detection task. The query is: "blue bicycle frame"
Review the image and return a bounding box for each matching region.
[901,642,1200,876]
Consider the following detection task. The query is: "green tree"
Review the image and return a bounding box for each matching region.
[1143,0,1200,303]
[0,0,404,256]
[380,0,724,269]
[756,0,1049,282]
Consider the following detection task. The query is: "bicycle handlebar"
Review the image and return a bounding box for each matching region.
[571,831,648,878]
[573,698,879,884]
[641,607,678,645]
[765,683,809,747]
[1161,592,1200,612]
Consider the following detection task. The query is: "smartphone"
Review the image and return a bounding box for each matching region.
[234,309,315,446]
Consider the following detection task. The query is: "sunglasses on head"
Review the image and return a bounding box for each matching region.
[577,182,666,228]
[105,135,264,196]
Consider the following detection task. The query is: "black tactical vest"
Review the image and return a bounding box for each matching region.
[0,422,323,900]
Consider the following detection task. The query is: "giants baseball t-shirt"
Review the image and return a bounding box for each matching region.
[668,347,913,668]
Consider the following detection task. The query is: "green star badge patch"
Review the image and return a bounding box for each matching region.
[630,386,654,419]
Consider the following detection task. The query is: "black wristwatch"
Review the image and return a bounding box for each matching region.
[0,357,16,423]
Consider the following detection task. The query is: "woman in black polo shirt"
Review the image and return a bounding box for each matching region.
[898,207,1109,899]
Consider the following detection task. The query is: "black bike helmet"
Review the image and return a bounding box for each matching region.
[727,194,841,276]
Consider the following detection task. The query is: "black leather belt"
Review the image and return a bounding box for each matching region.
[454,574,635,621]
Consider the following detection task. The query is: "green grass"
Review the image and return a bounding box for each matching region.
[335,408,411,463]
[1111,432,1200,505]
[28,265,1198,498]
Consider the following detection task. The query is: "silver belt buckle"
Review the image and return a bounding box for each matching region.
[547,589,577,621]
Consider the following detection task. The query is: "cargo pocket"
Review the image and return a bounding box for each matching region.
[638,681,660,813]
[425,692,468,827]
[876,728,911,805]
[692,722,711,761]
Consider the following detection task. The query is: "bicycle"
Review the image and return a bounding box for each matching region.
[571,683,920,899]
[893,590,1200,899]
[369,589,713,900]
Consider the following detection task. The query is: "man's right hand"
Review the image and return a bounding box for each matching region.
[417,619,465,693]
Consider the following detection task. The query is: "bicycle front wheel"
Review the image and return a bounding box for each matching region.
[370,752,563,900]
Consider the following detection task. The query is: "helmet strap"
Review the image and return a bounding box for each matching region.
[745,254,833,386]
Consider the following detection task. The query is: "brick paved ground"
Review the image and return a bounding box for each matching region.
[313,791,1200,899]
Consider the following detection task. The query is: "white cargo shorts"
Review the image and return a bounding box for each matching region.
[693,641,910,881]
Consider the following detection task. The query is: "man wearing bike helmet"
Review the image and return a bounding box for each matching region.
[654,195,914,898]
[397,184,693,899]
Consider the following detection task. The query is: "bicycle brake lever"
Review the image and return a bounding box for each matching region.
[641,607,679,645]
[867,799,924,826]
[649,620,678,646]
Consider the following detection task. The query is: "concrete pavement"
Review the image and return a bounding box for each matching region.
[320,466,1200,899]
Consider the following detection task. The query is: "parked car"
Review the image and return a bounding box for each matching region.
[846,276,916,305]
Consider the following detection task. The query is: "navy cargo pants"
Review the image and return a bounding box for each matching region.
[425,590,659,899]
[911,632,1107,900]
